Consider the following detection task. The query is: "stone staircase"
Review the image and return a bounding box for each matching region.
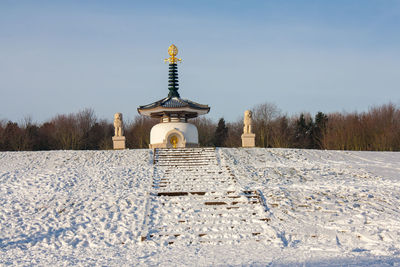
[141,148,277,245]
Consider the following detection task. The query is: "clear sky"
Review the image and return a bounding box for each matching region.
[1,0,399,123]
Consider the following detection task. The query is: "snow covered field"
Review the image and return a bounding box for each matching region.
[1,148,400,266]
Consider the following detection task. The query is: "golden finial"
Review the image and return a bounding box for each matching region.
[164,44,182,64]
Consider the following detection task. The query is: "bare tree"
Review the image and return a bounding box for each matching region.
[252,102,281,147]
[270,115,293,148]
[125,116,158,148]
[225,120,242,147]
[191,117,216,147]
[51,114,80,150]
[77,108,97,149]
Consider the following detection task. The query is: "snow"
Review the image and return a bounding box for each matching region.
[1,148,400,266]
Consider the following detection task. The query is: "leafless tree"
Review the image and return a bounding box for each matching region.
[251,102,281,147]
[125,116,158,148]
[225,120,242,147]
[191,117,216,147]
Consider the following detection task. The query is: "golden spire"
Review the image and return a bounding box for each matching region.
[164,44,182,64]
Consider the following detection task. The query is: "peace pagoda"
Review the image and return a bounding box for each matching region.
[138,44,210,148]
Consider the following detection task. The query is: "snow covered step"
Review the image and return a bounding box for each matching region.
[162,170,228,175]
[146,223,274,244]
[154,174,235,180]
[156,147,215,152]
[157,158,216,162]
[141,148,273,245]
[156,162,218,166]
[155,158,216,163]
[157,174,233,179]
[154,148,217,163]
[156,159,217,164]
[153,175,235,181]
[154,185,238,191]
[153,182,237,191]
[156,157,216,161]
[149,230,269,240]
[156,152,215,156]
[152,210,269,223]
[150,236,279,246]
[152,193,261,204]
[155,153,216,158]
[143,191,271,244]
[156,178,229,183]
[156,158,216,161]
[156,163,213,167]
[158,174,233,179]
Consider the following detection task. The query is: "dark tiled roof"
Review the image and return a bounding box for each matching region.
[139,96,209,110]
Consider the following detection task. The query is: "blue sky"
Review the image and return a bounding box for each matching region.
[1,0,399,123]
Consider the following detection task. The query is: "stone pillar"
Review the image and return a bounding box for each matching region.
[113,113,126,150]
[241,110,255,148]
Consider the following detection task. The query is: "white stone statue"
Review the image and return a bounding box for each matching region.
[242,110,255,147]
[243,110,253,134]
[114,113,124,137]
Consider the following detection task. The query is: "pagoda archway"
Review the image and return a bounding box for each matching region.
[165,129,186,148]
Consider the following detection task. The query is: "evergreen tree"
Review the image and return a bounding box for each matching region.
[86,123,105,150]
[24,124,40,150]
[295,114,314,148]
[312,112,328,149]
[214,118,228,147]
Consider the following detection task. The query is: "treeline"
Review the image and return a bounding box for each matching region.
[221,102,400,151]
[0,109,157,151]
[1,103,400,151]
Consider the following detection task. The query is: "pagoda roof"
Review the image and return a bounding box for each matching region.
[138,96,210,118]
